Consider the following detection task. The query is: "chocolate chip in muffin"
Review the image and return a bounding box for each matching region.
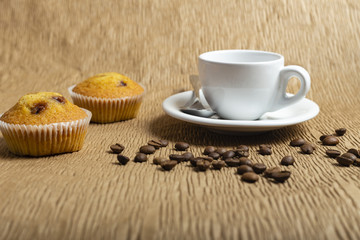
[52,96,66,104]
[31,103,47,114]
[118,81,127,87]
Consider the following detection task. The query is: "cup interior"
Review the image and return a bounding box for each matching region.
[199,50,282,64]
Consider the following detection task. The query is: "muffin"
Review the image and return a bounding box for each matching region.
[68,72,145,123]
[0,92,92,156]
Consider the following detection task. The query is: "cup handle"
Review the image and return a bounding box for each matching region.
[269,65,311,112]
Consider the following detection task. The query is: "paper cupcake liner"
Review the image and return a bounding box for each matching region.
[68,85,144,123]
[0,109,92,157]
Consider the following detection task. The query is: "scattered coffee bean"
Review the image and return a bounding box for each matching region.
[203,146,216,155]
[259,146,272,155]
[216,148,227,156]
[225,158,240,167]
[196,160,211,171]
[326,149,341,158]
[182,152,194,161]
[190,157,212,167]
[134,153,148,162]
[222,150,236,159]
[208,152,220,160]
[322,136,339,146]
[300,143,314,154]
[169,154,184,163]
[271,171,291,183]
[260,144,272,149]
[236,145,249,152]
[335,128,346,136]
[161,160,177,171]
[110,143,125,154]
[341,153,357,161]
[139,145,156,154]
[175,142,190,151]
[117,155,130,165]
[281,156,295,166]
[290,138,306,147]
[148,139,167,149]
[336,155,354,167]
[252,163,267,174]
[212,160,225,170]
[347,148,360,158]
[242,172,259,183]
[237,165,253,175]
[236,150,250,158]
[264,167,281,178]
[239,157,252,166]
[153,156,167,165]
[320,134,333,141]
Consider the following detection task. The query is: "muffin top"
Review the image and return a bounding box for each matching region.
[0,92,88,125]
[72,72,144,98]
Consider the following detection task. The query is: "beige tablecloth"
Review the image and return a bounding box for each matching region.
[1,0,360,239]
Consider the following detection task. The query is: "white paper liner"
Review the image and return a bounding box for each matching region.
[68,85,145,123]
[0,108,92,156]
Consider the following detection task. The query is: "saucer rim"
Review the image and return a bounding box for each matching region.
[162,91,320,128]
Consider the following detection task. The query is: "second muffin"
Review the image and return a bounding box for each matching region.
[69,72,145,123]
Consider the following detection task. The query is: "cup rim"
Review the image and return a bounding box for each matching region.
[199,49,284,65]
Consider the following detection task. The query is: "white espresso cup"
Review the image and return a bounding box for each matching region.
[198,50,311,120]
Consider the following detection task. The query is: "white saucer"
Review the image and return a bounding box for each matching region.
[162,91,320,134]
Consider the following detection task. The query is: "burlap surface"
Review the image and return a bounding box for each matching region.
[1,0,360,239]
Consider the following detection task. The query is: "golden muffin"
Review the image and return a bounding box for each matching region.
[0,92,92,156]
[69,72,145,123]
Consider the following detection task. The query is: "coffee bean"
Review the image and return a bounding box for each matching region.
[290,138,306,147]
[326,149,341,158]
[264,167,281,178]
[241,172,259,183]
[237,165,253,175]
[190,157,212,167]
[175,142,189,151]
[341,153,357,161]
[236,145,249,152]
[335,128,346,136]
[212,160,225,170]
[259,146,272,155]
[110,143,125,154]
[182,152,194,161]
[134,153,147,162]
[347,148,360,158]
[169,154,184,163]
[196,160,211,171]
[139,145,156,154]
[336,155,354,167]
[260,144,272,149]
[203,146,216,155]
[153,156,167,165]
[161,160,177,171]
[252,163,267,174]
[216,148,227,156]
[239,157,252,166]
[322,136,339,146]
[320,134,333,141]
[117,155,130,165]
[300,144,314,154]
[236,150,249,158]
[208,152,220,160]
[225,158,240,167]
[271,171,291,183]
[147,139,167,149]
[281,156,295,166]
[222,150,236,159]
